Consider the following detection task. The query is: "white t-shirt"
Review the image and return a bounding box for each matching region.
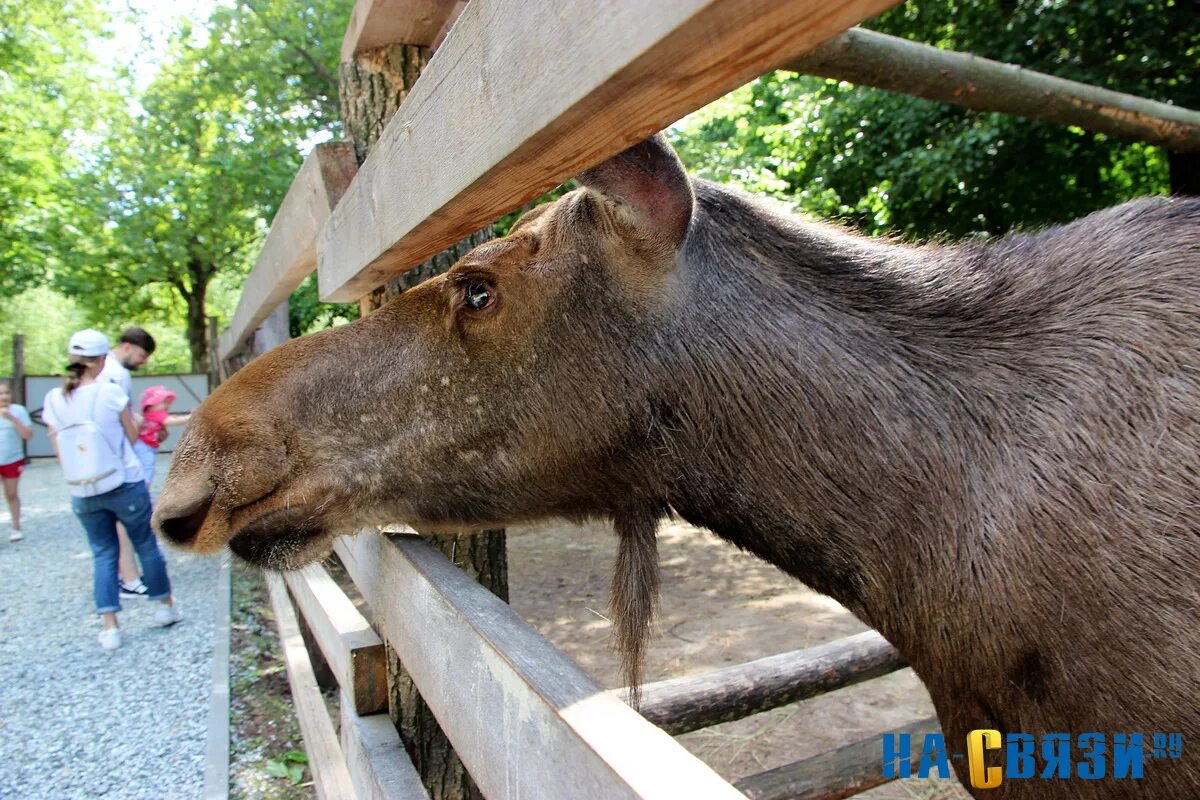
[43,383,143,485]
[97,354,133,397]
[0,404,31,465]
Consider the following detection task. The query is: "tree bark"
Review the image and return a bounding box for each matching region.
[184,277,209,374]
[339,44,428,166]
[339,42,507,800]
[11,334,24,405]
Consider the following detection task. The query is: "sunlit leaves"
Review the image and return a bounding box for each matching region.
[670,0,1186,239]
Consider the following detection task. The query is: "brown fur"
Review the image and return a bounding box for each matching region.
[155,136,1199,797]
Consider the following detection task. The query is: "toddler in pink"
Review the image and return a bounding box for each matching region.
[134,386,190,490]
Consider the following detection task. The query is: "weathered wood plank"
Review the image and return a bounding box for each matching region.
[317,0,900,301]
[341,690,431,800]
[626,630,906,736]
[734,717,942,800]
[428,0,469,52]
[787,27,1200,152]
[283,563,389,715]
[218,142,357,359]
[333,532,747,799]
[264,572,358,800]
[201,555,232,800]
[341,0,462,60]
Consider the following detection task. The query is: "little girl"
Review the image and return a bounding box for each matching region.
[0,380,32,541]
[134,385,191,491]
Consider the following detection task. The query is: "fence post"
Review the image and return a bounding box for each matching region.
[11,334,24,405]
[251,300,290,355]
[207,316,221,391]
[339,14,505,799]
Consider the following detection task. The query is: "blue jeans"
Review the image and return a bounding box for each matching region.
[71,481,172,613]
[132,440,157,490]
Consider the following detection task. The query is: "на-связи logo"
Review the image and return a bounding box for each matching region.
[882,730,1184,788]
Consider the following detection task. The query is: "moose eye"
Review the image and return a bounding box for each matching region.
[463,279,493,311]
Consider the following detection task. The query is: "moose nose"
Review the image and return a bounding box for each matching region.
[153,485,215,547]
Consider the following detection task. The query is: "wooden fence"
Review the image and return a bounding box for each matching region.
[217,1,1200,798]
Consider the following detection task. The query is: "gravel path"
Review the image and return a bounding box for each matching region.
[0,455,221,800]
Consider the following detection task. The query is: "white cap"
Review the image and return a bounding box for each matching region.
[67,329,110,357]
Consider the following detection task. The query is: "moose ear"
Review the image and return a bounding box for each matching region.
[577,133,694,252]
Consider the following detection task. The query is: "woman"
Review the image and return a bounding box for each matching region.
[42,329,182,651]
[0,379,32,542]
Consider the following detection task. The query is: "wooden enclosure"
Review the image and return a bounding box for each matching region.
[217,1,1200,798]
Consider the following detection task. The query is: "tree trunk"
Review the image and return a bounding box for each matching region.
[339,44,428,166]
[339,42,507,800]
[185,279,209,374]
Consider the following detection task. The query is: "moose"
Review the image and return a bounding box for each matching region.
[154,135,1198,798]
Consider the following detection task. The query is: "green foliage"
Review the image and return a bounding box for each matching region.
[0,288,89,375]
[265,749,308,785]
[671,0,1189,239]
[288,274,357,337]
[0,0,111,294]
[51,0,350,369]
[0,287,193,376]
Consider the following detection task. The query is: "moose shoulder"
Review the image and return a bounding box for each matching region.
[155,135,1199,798]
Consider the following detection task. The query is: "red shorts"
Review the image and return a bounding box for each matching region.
[0,460,23,479]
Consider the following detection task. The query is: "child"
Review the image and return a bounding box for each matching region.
[0,380,33,541]
[134,385,190,491]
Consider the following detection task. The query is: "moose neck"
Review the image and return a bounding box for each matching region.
[658,182,1003,659]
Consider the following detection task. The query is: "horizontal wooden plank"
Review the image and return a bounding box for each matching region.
[787,27,1200,152]
[340,0,462,60]
[264,572,358,800]
[218,142,357,360]
[202,555,232,800]
[283,563,389,715]
[317,0,900,301]
[333,532,747,800]
[340,690,431,800]
[734,717,941,800]
[628,630,906,735]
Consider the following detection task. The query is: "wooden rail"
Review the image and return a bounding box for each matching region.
[333,531,747,799]
[315,0,901,301]
[265,572,359,800]
[735,717,941,800]
[340,0,458,59]
[282,563,388,715]
[217,142,357,360]
[630,630,906,736]
[340,690,431,800]
[266,567,429,799]
[786,27,1200,152]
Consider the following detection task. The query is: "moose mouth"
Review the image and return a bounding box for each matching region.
[226,505,331,569]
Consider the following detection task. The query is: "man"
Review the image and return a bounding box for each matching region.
[97,327,157,598]
[97,327,155,397]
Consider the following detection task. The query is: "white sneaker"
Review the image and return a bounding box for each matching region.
[154,602,183,627]
[98,627,121,651]
[9,530,23,542]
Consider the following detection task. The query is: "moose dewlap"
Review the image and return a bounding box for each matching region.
[155,135,1199,799]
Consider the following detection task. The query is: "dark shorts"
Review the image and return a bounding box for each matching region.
[0,460,23,479]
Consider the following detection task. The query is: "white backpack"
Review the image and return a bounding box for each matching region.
[49,388,126,498]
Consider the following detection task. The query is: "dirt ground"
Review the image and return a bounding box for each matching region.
[506,518,971,799]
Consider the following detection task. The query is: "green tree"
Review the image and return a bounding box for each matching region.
[672,0,1193,238]
[57,0,348,371]
[0,0,110,294]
